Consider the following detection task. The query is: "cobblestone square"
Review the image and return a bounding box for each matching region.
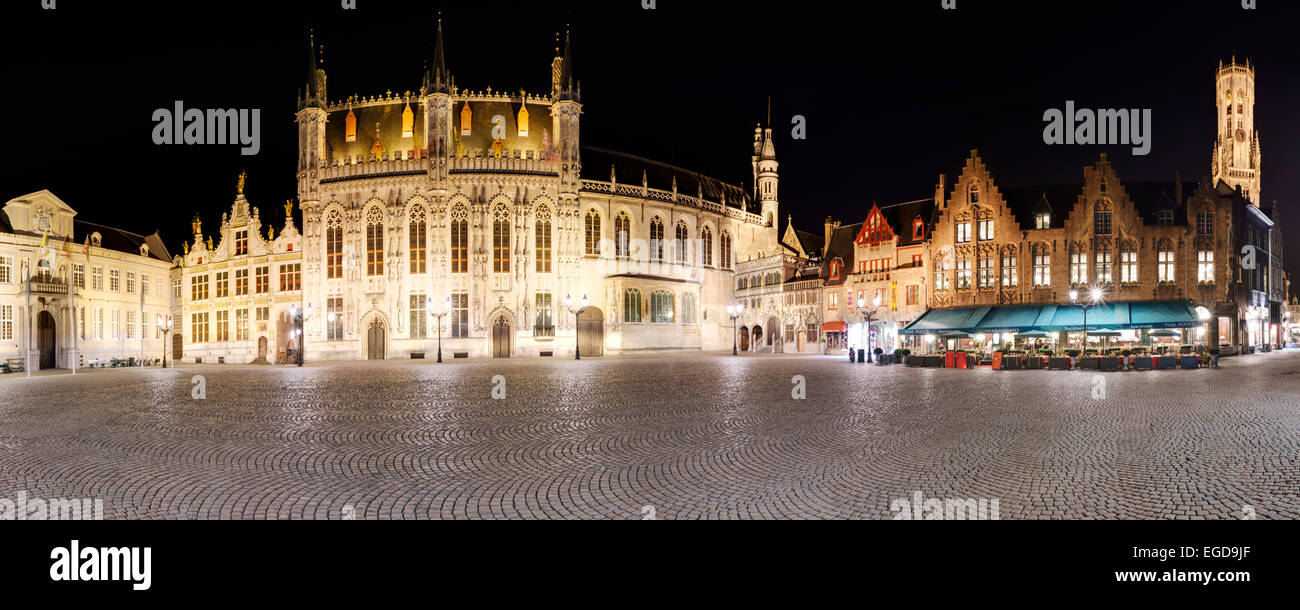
[1,351,1296,519]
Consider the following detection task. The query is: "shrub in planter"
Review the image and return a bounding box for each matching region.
[1207,347,1220,368]
[1120,349,1132,369]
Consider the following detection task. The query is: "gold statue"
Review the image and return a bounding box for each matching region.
[284,199,294,217]
[268,226,276,241]
[183,241,189,255]
[207,237,214,250]
[236,171,247,195]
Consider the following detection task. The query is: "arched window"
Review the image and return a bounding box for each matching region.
[1068,243,1086,285]
[720,230,732,269]
[682,293,697,324]
[615,212,630,258]
[1197,206,1214,235]
[1157,241,1175,283]
[649,217,664,261]
[700,226,713,267]
[650,290,674,323]
[675,221,689,265]
[325,210,342,279]
[450,203,468,273]
[409,203,426,274]
[584,210,601,256]
[365,206,384,276]
[535,204,552,273]
[969,181,980,204]
[623,288,642,323]
[492,203,510,273]
[1093,200,1112,235]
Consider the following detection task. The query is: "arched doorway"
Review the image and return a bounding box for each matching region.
[767,316,780,350]
[367,318,386,360]
[752,325,763,350]
[38,311,55,369]
[257,336,268,361]
[577,307,604,357]
[739,326,750,351]
[492,317,511,358]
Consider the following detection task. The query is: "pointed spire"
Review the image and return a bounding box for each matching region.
[424,13,451,95]
[556,27,579,102]
[299,29,325,109]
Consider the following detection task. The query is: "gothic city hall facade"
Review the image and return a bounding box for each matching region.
[173,26,779,363]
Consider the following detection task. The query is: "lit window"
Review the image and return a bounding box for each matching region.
[720,231,732,269]
[535,206,552,273]
[956,258,971,289]
[1095,250,1113,284]
[675,221,689,265]
[623,288,643,323]
[450,292,469,338]
[366,207,384,276]
[450,204,468,273]
[1120,249,1137,284]
[1035,213,1050,229]
[492,203,510,273]
[977,219,994,241]
[1069,249,1087,285]
[234,230,248,256]
[956,222,971,243]
[409,205,426,274]
[700,227,713,266]
[649,217,664,261]
[1158,248,1175,283]
[585,210,601,256]
[1198,250,1214,283]
[534,293,553,336]
[650,290,675,323]
[1001,255,1018,287]
[409,293,427,339]
[615,213,630,258]
[326,211,343,279]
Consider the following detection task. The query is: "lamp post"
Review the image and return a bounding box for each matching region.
[727,303,741,355]
[857,295,882,362]
[565,294,588,360]
[1069,287,1103,355]
[156,315,172,368]
[430,297,451,363]
[290,303,312,367]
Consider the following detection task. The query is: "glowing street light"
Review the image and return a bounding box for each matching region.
[727,303,742,355]
[155,315,173,368]
[565,294,589,360]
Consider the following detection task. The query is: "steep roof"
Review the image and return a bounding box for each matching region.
[820,222,862,287]
[72,220,172,262]
[581,146,752,212]
[999,180,1200,230]
[877,197,935,247]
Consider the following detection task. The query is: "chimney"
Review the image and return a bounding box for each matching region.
[936,174,947,209]
[823,216,838,257]
[1174,170,1183,206]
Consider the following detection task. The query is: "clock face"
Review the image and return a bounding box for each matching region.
[1235,129,1246,142]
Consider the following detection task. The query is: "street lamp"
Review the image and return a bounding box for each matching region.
[156,315,173,368]
[727,303,742,355]
[430,297,451,363]
[564,294,589,360]
[857,295,882,362]
[1069,287,1103,355]
[290,303,312,367]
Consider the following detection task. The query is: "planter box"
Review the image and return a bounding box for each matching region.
[1078,357,1101,370]
[1156,356,1177,369]
[1024,356,1043,369]
[1179,355,1200,369]
[1099,356,1119,371]
[1000,356,1022,370]
[1048,357,1072,370]
[1132,356,1152,370]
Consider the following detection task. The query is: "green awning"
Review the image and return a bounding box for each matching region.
[899,306,990,335]
[976,305,1044,332]
[902,300,1201,335]
[1129,301,1200,328]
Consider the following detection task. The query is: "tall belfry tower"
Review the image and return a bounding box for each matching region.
[752,117,780,254]
[1211,58,1261,205]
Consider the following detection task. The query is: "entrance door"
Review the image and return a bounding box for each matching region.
[257,336,267,360]
[367,319,386,360]
[577,307,604,357]
[173,332,183,361]
[492,317,511,358]
[739,327,750,351]
[38,311,55,369]
[752,325,763,349]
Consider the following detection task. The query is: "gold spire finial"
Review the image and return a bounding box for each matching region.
[236,171,247,195]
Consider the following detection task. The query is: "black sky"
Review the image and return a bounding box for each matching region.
[4,0,1297,289]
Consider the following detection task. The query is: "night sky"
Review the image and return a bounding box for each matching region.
[4,0,1297,289]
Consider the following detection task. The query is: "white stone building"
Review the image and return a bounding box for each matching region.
[175,179,304,364]
[0,190,173,370]
[291,25,778,360]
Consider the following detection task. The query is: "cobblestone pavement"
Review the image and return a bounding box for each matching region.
[1,351,1297,520]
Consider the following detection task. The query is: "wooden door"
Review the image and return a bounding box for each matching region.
[367,319,385,360]
[38,311,55,369]
[492,318,510,358]
[577,307,604,357]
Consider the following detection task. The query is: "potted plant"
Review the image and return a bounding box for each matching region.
[1207,347,1220,368]
[1064,348,1081,369]
[874,346,884,365]
[1120,349,1132,369]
